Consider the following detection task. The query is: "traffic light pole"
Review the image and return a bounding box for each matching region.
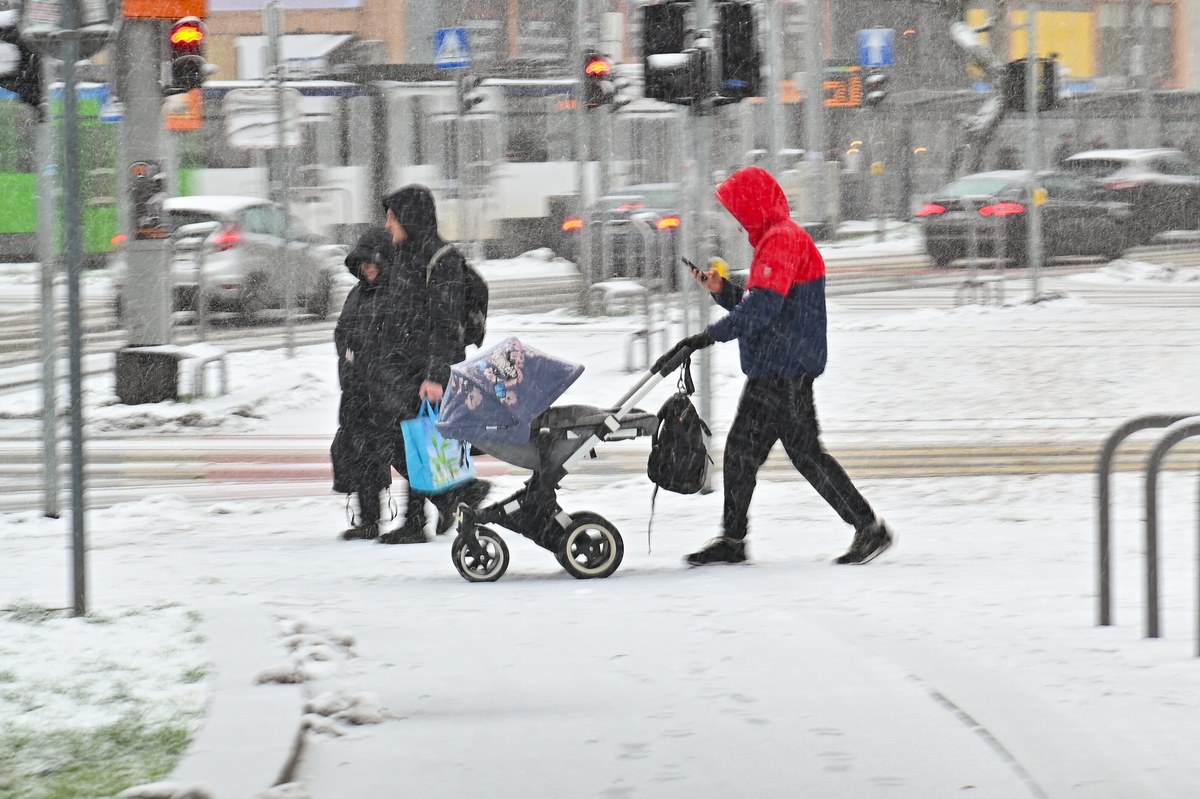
[1023,2,1045,300]
[1137,0,1155,147]
[60,0,87,616]
[764,0,783,175]
[37,56,59,520]
[264,0,294,357]
[692,2,714,449]
[806,0,825,224]
[574,0,593,314]
[118,20,172,349]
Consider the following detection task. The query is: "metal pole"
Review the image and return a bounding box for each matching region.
[694,0,714,449]
[677,113,694,338]
[806,0,825,218]
[119,22,171,351]
[764,0,783,175]
[1023,3,1044,301]
[60,0,87,616]
[1123,0,1137,90]
[1138,0,1155,147]
[456,73,468,248]
[265,0,293,356]
[575,0,592,313]
[37,56,59,520]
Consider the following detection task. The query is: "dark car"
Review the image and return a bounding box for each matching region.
[917,170,1131,268]
[557,183,683,286]
[1059,148,1200,243]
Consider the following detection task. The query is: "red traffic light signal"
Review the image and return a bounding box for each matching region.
[583,50,615,108]
[169,16,207,93]
[170,20,205,47]
[585,55,612,79]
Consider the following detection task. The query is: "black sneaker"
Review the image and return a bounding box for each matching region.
[685,536,748,566]
[340,523,379,541]
[436,480,493,536]
[834,519,894,565]
[378,520,427,545]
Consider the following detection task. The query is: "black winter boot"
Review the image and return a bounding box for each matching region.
[341,522,379,541]
[378,495,427,545]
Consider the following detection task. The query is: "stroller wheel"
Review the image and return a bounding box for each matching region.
[557,512,624,580]
[451,527,510,583]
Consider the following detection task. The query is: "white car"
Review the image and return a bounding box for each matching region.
[112,195,340,321]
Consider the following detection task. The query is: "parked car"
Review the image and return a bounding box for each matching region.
[1059,148,1200,243]
[916,170,1131,268]
[111,195,339,322]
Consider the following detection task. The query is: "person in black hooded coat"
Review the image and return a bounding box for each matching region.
[373,185,490,545]
[331,227,396,540]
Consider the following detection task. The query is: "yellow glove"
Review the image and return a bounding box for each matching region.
[709,257,729,278]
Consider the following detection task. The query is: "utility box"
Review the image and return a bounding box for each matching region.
[115,347,181,404]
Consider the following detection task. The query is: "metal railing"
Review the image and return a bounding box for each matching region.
[1141,416,1200,652]
[174,221,220,342]
[954,198,1007,307]
[1096,414,1197,627]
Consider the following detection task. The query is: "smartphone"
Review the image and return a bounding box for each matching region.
[681,257,700,274]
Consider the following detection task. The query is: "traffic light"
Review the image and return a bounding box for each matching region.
[583,50,613,109]
[863,69,889,108]
[642,3,710,107]
[0,26,40,112]
[717,1,761,100]
[1003,57,1058,112]
[457,74,484,114]
[168,16,208,94]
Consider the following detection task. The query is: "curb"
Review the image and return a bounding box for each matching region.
[168,603,307,798]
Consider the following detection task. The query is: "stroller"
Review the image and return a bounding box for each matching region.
[435,337,689,582]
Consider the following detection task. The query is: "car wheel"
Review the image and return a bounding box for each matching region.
[239,273,270,321]
[305,273,333,319]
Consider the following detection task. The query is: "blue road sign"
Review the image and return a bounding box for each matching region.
[857,28,895,68]
[434,27,471,70]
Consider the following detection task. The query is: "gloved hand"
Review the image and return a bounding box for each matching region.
[651,330,714,375]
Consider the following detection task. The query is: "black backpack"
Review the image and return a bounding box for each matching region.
[429,244,489,348]
[645,358,712,550]
[647,357,712,495]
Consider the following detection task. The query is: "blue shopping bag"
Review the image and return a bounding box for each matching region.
[401,400,476,495]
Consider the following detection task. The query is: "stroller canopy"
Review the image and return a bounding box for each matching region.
[436,337,584,444]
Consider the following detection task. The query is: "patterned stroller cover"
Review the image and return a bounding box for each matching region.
[436,337,656,472]
[436,337,586,445]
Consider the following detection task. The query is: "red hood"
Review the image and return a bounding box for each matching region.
[714,166,791,247]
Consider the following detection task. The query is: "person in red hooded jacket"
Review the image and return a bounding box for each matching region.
[653,166,894,566]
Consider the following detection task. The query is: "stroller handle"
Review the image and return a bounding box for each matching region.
[611,344,698,413]
[653,344,697,378]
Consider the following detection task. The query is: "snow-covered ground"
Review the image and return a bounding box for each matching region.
[3,252,1200,797]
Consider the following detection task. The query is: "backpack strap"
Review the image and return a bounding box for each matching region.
[425,243,457,285]
[678,356,696,396]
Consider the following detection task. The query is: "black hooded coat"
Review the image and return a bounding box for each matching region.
[377,185,467,420]
[330,227,395,494]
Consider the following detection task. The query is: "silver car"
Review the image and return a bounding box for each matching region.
[112,195,340,321]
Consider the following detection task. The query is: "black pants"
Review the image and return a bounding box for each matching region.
[356,488,382,525]
[722,376,874,540]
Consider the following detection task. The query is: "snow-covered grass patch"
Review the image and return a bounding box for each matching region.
[0,602,210,799]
